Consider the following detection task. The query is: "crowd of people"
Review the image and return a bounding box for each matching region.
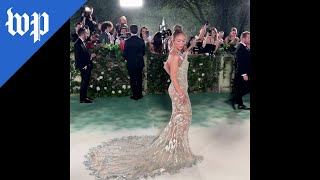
[72,5,250,107]
[70,6,247,56]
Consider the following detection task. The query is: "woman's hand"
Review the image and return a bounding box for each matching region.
[178,91,187,104]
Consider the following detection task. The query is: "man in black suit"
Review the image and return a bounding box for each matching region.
[74,28,96,103]
[230,31,250,110]
[124,24,146,100]
[70,22,82,42]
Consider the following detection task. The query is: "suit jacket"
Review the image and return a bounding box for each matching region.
[123,35,145,70]
[235,43,250,77]
[99,32,111,44]
[74,38,92,69]
[70,31,78,42]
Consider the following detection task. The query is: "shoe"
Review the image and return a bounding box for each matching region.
[130,96,139,100]
[225,99,236,110]
[86,97,93,101]
[238,105,250,110]
[80,99,92,103]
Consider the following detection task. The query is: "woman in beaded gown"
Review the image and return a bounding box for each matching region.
[84,30,203,180]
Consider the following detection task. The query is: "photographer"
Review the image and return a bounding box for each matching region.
[81,5,97,33]
[99,21,113,44]
[202,27,219,55]
[162,29,172,54]
[115,25,129,50]
[114,16,128,39]
[139,27,152,45]
[193,22,209,54]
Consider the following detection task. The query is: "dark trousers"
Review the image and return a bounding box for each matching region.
[128,67,143,98]
[79,64,92,101]
[231,76,250,106]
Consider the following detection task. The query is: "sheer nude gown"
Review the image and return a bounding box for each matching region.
[84,52,203,180]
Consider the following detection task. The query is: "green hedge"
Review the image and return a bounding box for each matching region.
[70,43,233,98]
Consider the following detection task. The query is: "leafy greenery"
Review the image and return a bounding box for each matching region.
[70,43,235,97]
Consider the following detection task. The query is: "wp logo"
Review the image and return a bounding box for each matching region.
[5,7,49,43]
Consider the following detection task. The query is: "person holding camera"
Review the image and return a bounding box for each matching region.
[163,29,172,54]
[224,27,240,46]
[115,25,128,50]
[139,27,152,45]
[81,5,97,33]
[114,16,128,38]
[202,27,219,55]
[99,21,113,44]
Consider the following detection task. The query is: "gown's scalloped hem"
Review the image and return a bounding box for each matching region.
[83,135,203,180]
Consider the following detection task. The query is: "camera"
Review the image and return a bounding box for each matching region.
[126,32,131,39]
[118,24,128,37]
[205,21,209,26]
[161,29,171,39]
[146,30,149,37]
[208,29,212,36]
[83,5,92,17]
[119,35,126,40]
[119,32,131,40]
[161,30,167,39]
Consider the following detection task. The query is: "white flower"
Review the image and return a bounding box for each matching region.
[150,57,154,60]
[72,86,80,90]
[165,145,169,151]
[160,168,165,173]
[108,68,111,71]
[112,91,115,94]
[202,73,205,76]
[112,86,115,89]
[128,85,131,89]
[101,72,104,75]
[205,53,209,56]
[199,63,203,66]
[122,85,126,89]
[116,78,120,80]
[192,69,195,72]
[167,79,170,82]
[109,77,112,80]
[99,76,103,79]
[96,86,100,91]
[104,87,107,90]
[198,78,201,81]
[128,76,130,79]
[90,85,93,88]
[118,90,122,93]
